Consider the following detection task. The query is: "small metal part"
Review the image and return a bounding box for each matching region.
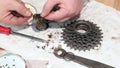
[48,33,53,38]
[33,14,49,31]
[54,48,114,68]
[32,6,60,31]
[62,20,103,51]
[36,45,40,49]
[41,46,46,50]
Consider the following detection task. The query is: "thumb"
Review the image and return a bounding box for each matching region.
[41,0,59,17]
[11,1,32,17]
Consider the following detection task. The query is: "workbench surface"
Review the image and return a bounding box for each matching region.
[0,1,120,68]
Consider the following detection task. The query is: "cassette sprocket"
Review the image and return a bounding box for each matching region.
[62,20,103,51]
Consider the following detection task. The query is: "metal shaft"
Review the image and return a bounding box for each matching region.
[11,31,46,42]
[69,54,114,68]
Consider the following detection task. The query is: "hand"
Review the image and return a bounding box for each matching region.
[0,0,32,25]
[41,0,83,22]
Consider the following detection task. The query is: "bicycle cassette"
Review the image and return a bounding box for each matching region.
[62,20,103,51]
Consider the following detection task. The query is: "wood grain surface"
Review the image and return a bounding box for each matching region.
[96,0,120,11]
[0,48,4,52]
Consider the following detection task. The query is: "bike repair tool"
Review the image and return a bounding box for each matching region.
[32,5,60,31]
[62,20,103,51]
[54,48,114,68]
[0,25,46,42]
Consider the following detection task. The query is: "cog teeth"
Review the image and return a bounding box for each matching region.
[78,47,82,51]
[73,44,80,50]
[98,42,102,45]
[62,20,103,51]
[82,46,88,51]
[87,46,92,51]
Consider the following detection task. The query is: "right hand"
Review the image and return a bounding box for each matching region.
[41,0,83,22]
[0,0,32,25]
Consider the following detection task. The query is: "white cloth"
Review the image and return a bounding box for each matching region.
[0,1,120,68]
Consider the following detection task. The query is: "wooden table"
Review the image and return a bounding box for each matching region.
[97,0,120,11]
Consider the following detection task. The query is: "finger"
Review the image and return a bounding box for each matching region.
[16,0,24,5]
[10,17,29,25]
[10,1,32,17]
[57,17,70,22]
[16,18,28,25]
[44,8,69,21]
[41,0,59,17]
[1,12,11,21]
[1,14,14,24]
[3,13,29,25]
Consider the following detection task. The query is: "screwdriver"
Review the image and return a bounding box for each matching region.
[0,25,46,42]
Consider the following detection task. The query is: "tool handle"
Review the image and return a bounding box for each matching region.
[71,55,114,68]
[0,25,11,35]
[52,5,60,11]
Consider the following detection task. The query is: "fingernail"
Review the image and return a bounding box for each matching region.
[25,10,32,16]
[41,13,46,17]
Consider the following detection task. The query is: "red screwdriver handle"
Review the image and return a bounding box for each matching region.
[0,25,11,35]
